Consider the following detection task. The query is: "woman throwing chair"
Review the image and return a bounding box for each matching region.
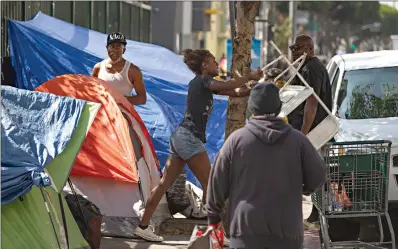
[134,49,263,242]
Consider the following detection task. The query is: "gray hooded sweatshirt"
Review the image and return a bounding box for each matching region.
[206,116,327,249]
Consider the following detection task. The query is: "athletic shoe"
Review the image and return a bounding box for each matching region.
[303,219,320,230]
[191,202,208,219]
[223,236,230,247]
[134,225,164,242]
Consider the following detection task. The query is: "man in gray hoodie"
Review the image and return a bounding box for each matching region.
[206,83,327,249]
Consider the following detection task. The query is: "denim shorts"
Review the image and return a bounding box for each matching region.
[170,126,206,161]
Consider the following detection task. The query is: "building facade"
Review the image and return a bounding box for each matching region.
[151,1,214,54]
[1,1,152,57]
[204,1,230,61]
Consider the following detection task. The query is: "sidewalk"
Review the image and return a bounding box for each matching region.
[100,236,190,249]
[303,199,321,249]
[100,200,320,249]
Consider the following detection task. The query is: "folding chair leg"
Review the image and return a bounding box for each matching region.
[274,54,305,82]
[280,55,307,91]
[269,41,333,116]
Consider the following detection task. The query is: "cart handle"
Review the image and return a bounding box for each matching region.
[326,140,392,146]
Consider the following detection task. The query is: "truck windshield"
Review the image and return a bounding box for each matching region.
[336,66,398,119]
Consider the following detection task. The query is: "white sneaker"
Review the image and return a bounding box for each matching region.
[191,202,208,219]
[223,236,230,247]
[134,225,164,242]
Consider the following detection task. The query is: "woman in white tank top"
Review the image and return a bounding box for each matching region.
[92,32,147,105]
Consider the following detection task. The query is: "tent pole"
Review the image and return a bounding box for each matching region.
[122,112,146,207]
[40,188,62,249]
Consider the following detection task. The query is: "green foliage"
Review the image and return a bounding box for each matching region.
[277,1,381,26]
[380,3,398,15]
[330,2,380,26]
[379,4,398,36]
[276,2,289,15]
[298,1,330,13]
[346,84,398,119]
[274,18,291,54]
[274,0,398,48]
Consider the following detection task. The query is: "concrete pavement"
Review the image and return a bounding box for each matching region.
[100,236,190,249]
[100,200,321,249]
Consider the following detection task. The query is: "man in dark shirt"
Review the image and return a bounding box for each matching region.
[288,35,332,135]
[287,35,332,224]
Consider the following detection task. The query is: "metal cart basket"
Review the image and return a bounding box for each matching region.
[313,140,395,249]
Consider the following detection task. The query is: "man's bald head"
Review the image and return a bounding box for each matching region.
[290,35,315,61]
[294,35,314,48]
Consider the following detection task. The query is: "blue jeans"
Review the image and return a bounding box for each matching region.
[169,126,206,161]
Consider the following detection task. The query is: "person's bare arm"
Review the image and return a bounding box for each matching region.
[208,76,250,92]
[302,96,318,135]
[126,65,147,105]
[301,70,322,135]
[92,63,101,77]
[216,83,256,98]
[208,69,263,93]
[217,88,250,97]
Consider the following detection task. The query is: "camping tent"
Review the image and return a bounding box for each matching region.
[36,74,171,237]
[7,12,228,188]
[1,86,100,249]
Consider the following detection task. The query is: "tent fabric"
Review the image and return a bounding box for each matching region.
[2,186,89,249]
[1,86,86,204]
[1,88,99,249]
[36,74,160,183]
[37,74,171,237]
[46,102,101,191]
[8,12,228,188]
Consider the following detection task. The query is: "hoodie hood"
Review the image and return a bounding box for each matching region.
[246,116,291,144]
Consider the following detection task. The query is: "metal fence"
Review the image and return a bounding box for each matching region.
[1,1,151,57]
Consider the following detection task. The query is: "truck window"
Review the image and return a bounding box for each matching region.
[337,66,398,119]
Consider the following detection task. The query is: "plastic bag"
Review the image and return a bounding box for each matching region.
[329,182,352,210]
[187,225,224,249]
[65,179,102,249]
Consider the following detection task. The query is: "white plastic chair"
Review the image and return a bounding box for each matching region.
[260,41,339,150]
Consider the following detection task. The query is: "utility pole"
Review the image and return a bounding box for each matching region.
[256,2,270,67]
[288,1,297,61]
[261,2,269,66]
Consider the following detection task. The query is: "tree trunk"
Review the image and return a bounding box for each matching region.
[222,1,260,239]
[225,1,260,140]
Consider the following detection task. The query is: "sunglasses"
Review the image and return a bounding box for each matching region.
[289,44,308,52]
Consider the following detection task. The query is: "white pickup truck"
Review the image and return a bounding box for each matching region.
[326,50,398,242]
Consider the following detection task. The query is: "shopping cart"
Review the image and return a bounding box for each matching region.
[313,140,395,249]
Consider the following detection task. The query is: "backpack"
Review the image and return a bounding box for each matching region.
[64,179,103,249]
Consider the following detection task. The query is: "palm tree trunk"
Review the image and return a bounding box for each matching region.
[222,1,260,238]
[225,1,260,139]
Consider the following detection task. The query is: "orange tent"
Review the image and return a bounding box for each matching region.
[36,74,160,183]
[36,74,170,237]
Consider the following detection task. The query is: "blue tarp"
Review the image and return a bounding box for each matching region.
[1,86,86,204]
[8,12,228,188]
